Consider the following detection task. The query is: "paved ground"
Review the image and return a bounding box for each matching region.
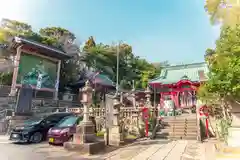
[0,135,214,160]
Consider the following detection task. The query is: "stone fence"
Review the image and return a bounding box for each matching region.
[67,106,158,135]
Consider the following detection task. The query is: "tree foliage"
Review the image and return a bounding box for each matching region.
[81,37,159,89]
[198,25,240,104]
[0,19,81,89]
[0,19,159,90]
[205,0,240,26]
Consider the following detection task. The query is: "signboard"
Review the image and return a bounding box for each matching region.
[17,53,58,90]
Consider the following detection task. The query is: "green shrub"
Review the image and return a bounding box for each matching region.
[96,131,105,137]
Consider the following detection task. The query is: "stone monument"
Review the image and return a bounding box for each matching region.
[64,81,105,154]
[15,84,33,115]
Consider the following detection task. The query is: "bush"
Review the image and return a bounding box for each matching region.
[96,131,104,137]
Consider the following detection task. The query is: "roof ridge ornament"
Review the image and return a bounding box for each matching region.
[181,75,189,80]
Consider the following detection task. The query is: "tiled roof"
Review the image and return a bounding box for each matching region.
[149,62,208,84]
[94,74,115,86]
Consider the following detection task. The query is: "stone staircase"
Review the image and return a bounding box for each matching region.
[155,116,198,140]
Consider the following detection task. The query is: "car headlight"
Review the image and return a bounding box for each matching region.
[15,126,25,130]
[48,128,52,134]
[24,126,34,130]
[60,128,70,134]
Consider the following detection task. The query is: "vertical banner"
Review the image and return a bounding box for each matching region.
[55,80,59,92]
[142,107,149,137]
[36,74,43,89]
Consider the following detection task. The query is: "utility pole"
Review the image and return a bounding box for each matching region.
[116,42,120,94]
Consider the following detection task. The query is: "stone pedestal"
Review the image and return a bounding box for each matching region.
[65,121,105,154]
[228,127,240,147]
[109,126,123,146]
[64,119,105,154]
[228,112,240,147]
[73,121,96,143]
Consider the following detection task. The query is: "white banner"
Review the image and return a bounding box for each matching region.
[36,74,43,89]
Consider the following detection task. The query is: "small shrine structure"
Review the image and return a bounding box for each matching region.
[149,62,208,109]
[69,71,115,104]
[8,36,73,99]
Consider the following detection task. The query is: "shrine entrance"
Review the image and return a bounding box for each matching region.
[149,63,208,141]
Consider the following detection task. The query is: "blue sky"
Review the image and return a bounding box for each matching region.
[0,0,220,64]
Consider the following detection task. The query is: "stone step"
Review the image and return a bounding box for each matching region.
[155,135,197,140]
[159,128,197,133]
[164,122,197,125]
[163,121,197,125]
[156,131,197,136]
[163,125,198,130]
[164,123,197,126]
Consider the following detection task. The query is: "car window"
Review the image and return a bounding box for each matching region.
[44,114,66,124]
[56,116,78,127]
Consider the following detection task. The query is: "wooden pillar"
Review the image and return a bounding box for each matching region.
[175,91,180,108]
[10,45,22,96]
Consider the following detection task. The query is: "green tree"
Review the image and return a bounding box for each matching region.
[198,25,240,107]
[205,0,240,26]
[39,27,80,91]
[81,38,159,89]
[83,36,96,51]
[198,25,240,141]
[0,19,81,88]
[0,19,35,85]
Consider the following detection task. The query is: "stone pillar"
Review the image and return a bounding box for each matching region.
[10,45,22,96]
[131,88,136,108]
[108,94,123,146]
[228,102,240,147]
[120,92,123,103]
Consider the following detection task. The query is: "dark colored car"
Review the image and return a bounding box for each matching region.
[9,112,74,143]
[48,115,97,145]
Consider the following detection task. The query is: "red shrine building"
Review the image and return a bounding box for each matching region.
[149,62,208,108]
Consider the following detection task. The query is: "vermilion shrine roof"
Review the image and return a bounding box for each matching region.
[149,62,208,85]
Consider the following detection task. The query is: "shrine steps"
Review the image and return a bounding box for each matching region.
[155,117,198,140]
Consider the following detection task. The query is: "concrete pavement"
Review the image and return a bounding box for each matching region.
[0,135,214,160]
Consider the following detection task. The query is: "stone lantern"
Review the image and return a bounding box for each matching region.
[108,93,123,146]
[81,80,93,123]
[64,80,105,154]
[145,86,152,107]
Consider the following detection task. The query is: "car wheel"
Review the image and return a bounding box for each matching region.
[30,132,43,143]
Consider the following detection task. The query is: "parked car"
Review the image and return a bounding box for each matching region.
[48,115,97,145]
[9,112,74,143]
